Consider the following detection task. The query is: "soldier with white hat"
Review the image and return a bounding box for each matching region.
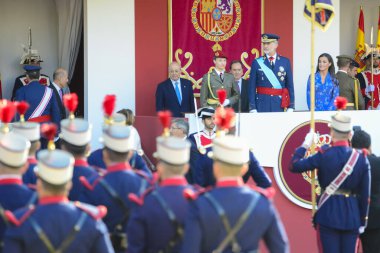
[79,123,149,253]
[0,132,36,252]
[290,97,371,253]
[3,147,114,253]
[181,135,289,253]
[128,136,193,252]
[60,116,97,201]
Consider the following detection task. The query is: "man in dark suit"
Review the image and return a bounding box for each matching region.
[352,129,380,253]
[50,68,70,121]
[155,62,195,117]
[230,60,249,112]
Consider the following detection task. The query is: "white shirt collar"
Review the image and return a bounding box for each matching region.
[52,82,61,92]
[266,53,277,60]
[214,69,224,76]
[338,70,348,74]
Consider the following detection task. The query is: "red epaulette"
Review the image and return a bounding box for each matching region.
[361,148,369,157]
[183,185,210,201]
[74,202,107,220]
[5,206,35,226]
[248,185,276,200]
[317,144,331,154]
[128,186,155,206]
[79,175,104,191]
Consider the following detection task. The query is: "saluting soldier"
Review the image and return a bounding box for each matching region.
[336,55,365,110]
[3,130,114,253]
[289,99,371,253]
[200,51,239,108]
[127,136,192,252]
[79,123,149,253]
[248,33,294,112]
[181,134,289,253]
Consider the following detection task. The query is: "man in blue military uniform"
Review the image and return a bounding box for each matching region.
[79,124,149,252]
[248,33,295,112]
[14,65,60,149]
[88,113,151,175]
[181,135,289,253]
[3,148,114,253]
[351,129,380,253]
[128,136,192,252]
[289,111,371,253]
[12,121,40,186]
[60,116,97,201]
[0,132,36,252]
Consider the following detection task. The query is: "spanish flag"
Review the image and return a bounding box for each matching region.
[304,0,335,31]
[354,7,365,70]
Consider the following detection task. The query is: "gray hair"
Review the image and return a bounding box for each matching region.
[171,118,189,135]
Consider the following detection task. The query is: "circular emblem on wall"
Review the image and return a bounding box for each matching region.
[274,120,331,209]
[191,0,241,42]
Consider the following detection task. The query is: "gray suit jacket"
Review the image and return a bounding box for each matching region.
[336,71,364,110]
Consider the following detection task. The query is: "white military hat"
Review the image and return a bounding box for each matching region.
[12,122,40,142]
[210,135,249,165]
[60,118,92,146]
[330,113,351,133]
[102,125,133,152]
[0,132,31,167]
[154,136,191,165]
[35,149,74,185]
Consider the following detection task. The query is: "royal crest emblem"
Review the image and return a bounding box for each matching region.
[191,0,241,43]
[275,120,331,209]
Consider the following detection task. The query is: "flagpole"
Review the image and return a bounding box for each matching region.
[370,27,374,109]
[310,3,317,216]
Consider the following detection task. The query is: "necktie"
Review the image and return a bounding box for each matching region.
[269,56,274,69]
[174,81,182,104]
[59,89,63,101]
[220,72,224,82]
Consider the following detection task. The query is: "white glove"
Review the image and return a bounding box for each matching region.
[365,84,375,93]
[359,226,366,234]
[222,99,230,106]
[287,108,294,112]
[250,109,258,113]
[302,130,317,149]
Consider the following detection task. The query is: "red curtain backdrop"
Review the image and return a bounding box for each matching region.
[170,0,261,94]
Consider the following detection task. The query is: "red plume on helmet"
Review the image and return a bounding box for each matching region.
[217,89,227,106]
[214,107,235,134]
[158,110,172,137]
[63,93,78,119]
[40,123,57,150]
[103,95,116,117]
[334,96,347,111]
[15,101,30,121]
[0,100,16,133]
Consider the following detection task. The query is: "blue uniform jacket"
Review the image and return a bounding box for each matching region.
[14,80,60,126]
[79,162,148,234]
[181,179,289,253]
[290,141,371,230]
[155,78,195,117]
[127,177,192,253]
[248,55,294,112]
[188,140,272,188]
[0,177,36,248]
[3,197,114,253]
[69,159,97,201]
[22,157,38,186]
[88,148,152,176]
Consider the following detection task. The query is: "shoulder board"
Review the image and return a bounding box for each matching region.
[79,175,104,191]
[248,185,276,200]
[183,185,211,200]
[5,206,35,226]
[316,144,331,154]
[128,186,155,206]
[74,202,107,220]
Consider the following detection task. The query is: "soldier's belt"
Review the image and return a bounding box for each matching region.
[207,98,220,105]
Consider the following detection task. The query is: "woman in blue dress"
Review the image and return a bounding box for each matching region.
[306,53,339,111]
